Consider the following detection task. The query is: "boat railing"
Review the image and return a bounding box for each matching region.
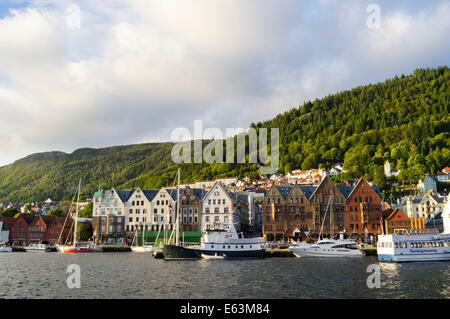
[394,228,440,236]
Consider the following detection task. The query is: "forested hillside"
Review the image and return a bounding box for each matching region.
[0,66,449,201]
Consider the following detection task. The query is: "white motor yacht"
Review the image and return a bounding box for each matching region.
[289,239,363,257]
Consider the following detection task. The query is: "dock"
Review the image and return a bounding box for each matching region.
[359,247,378,256]
[101,246,132,252]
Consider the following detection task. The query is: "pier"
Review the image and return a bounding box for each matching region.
[101,246,132,252]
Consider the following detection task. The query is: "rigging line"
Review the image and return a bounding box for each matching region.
[57,183,79,245]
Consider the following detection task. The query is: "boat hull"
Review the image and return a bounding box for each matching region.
[289,247,363,258]
[378,253,450,262]
[57,246,92,253]
[201,249,266,259]
[162,244,201,260]
[131,246,156,253]
[201,253,225,260]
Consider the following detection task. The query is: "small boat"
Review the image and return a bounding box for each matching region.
[25,243,51,252]
[130,227,156,253]
[131,245,156,253]
[57,246,92,253]
[201,252,226,260]
[0,244,12,252]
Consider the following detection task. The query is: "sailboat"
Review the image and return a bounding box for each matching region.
[162,168,201,260]
[56,179,92,253]
[131,224,156,253]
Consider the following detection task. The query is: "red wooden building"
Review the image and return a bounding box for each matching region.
[3,213,72,245]
[345,178,383,236]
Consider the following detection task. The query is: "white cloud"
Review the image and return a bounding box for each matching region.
[0,0,449,166]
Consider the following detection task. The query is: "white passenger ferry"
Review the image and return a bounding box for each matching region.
[377,230,450,262]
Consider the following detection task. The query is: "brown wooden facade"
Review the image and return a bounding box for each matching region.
[263,177,382,241]
[346,178,383,236]
[179,186,204,232]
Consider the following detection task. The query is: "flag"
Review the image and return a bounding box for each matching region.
[364,226,369,238]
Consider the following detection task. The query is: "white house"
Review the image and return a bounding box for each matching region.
[215,177,238,186]
[126,188,154,233]
[151,187,178,232]
[443,194,450,234]
[417,176,437,193]
[0,220,9,243]
[436,172,449,182]
[201,182,238,231]
[398,190,446,219]
[384,161,400,177]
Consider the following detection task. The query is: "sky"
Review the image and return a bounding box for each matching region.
[0,0,449,166]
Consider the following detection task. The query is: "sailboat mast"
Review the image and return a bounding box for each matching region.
[73,178,81,248]
[330,195,332,238]
[176,168,181,246]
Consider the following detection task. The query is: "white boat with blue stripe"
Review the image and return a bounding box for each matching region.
[377,230,450,262]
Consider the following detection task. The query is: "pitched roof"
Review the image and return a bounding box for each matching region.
[192,188,207,201]
[298,185,317,200]
[275,185,294,200]
[166,187,183,201]
[20,214,36,225]
[336,184,355,199]
[115,189,133,203]
[142,189,159,202]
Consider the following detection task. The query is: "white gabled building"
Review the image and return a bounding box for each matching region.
[201,182,239,231]
[443,194,450,234]
[417,176,437,193]
[125,188,155,233]
[150,187,179,232]
[397,190,447,219]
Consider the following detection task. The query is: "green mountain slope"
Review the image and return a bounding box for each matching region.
[0,66,449,202]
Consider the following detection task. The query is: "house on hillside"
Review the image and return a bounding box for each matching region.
[417,176,437,193]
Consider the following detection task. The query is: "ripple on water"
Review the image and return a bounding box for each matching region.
[0,253,449,298]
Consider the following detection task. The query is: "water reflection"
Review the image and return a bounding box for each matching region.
[0,253,448,299]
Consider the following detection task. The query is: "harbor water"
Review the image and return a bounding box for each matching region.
[0,253,448,299]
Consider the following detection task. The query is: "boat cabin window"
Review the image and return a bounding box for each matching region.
[318,242,334,245]
[241,245,244,249]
